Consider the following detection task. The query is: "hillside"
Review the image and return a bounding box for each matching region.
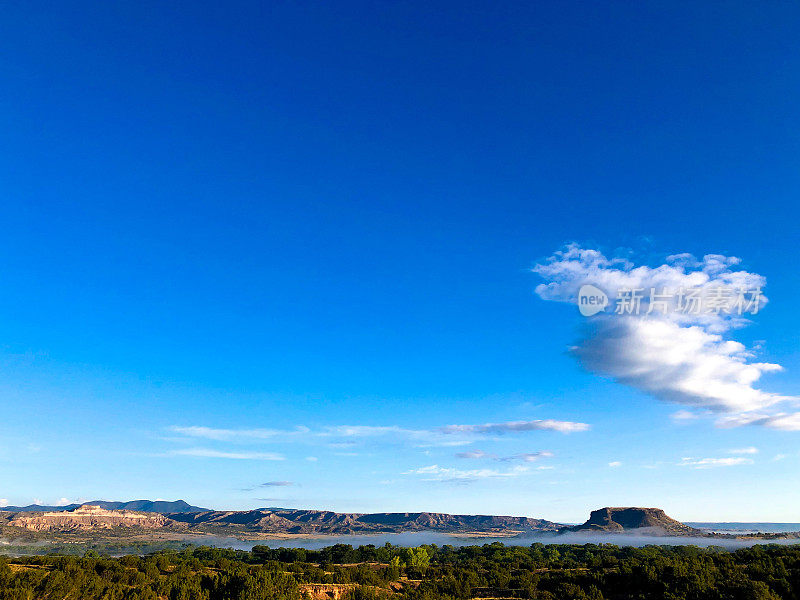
[565,507,703,535]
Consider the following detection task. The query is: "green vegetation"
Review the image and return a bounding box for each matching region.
[2,541,800,599]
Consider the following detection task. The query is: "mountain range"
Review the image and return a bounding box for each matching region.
[1,503,562,535]
[3,502,790,539]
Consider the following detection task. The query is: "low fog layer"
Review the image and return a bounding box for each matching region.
[172,530,800,552]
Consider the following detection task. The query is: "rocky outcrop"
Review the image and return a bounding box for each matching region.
[298,584,359,599]
[564,507,702,536]
[5,505,181,532]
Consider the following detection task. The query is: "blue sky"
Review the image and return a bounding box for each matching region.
[1,1,799,522]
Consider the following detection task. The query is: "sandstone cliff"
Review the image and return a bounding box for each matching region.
[5,505,181,532]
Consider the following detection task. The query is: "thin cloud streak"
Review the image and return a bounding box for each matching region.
[456,450,555,462]
[169,425,309,441]
[168,419,590,451]
[404,464,530,482]
[728,447,758,455]
[679,457,753,469]
[440,420,589,435]
[168,448,285,460]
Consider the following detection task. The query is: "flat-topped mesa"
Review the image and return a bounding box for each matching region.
[7,505,180,532]
[565,507,703,536]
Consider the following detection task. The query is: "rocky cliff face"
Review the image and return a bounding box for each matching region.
[565,507,702,535]
[5,505,181,532]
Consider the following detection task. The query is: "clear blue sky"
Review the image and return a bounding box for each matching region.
[1,1,799,521]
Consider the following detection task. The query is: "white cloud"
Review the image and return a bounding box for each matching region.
[455,450,489,459]
[608,461,622,467]
[168,448,285,460]
[728,447,759,455]
[305,456,318,462]
[323,425,475,447]
[169,420,586,455]
[405,464,529,482]
[574,318,786,414]
[773,454,787,461]
[456,450,554,462]
[440,419,589,435]
[169,425,308,441]
[679,457,753,469]
[0,499,8,507]
[761,413,800,430]
[499,451,554,462]
[720,412,800,431]
[670,409,700,423]
[534,245,795,425]
[324,425,409,437]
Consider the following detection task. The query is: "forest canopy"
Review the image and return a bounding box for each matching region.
[1,541,799,599]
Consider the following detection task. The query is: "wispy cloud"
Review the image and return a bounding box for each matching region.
[324,425,409,437]
[717,412,800,431]
[404,464,529,482]
[455,450,554,462]
[241,481,295,491]
[534,245,796,427]
[608,461,622,467]
[169,426,308,441]
[440,420,589,435]
[168,448,285,460]
[679,457,753,469]
[322,425,474,447]
[499,451,554,462]
[728,447,759,455]
[455,450,490,459]
[168,419,587,455]
[670,410,700,423]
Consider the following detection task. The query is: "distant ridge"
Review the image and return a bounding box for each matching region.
[165,509,563,534]
[2,500,209,514]
[2,505,563,535]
